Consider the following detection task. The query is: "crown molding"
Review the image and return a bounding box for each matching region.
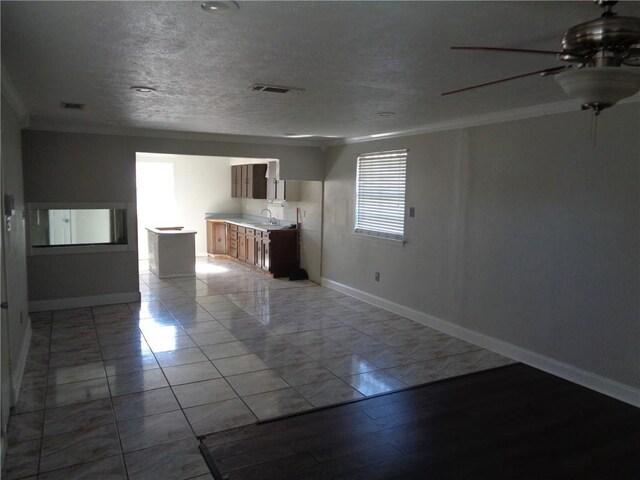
[25,120,324,148]
[322,96,640,148]
[18,94,640,150]
[1,65,30,127]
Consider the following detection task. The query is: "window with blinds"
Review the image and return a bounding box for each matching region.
[355,149,407,241]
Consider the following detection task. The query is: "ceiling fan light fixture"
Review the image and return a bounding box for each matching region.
[554,67,640,114]
[623,44,640,66]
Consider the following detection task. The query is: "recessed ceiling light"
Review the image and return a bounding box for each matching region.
[200,1,239,14]
[377,111,395,117]
[130,86,156,93]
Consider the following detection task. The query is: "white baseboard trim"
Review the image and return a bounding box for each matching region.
[11,319,32,405]
[29,291,141,312]
[321,277,640,408]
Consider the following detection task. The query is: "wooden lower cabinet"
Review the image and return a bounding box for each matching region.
[267,229,298,277]
[246,228,256,265]
[261,233,270,272]
[227,224,238,258]
[237,227,246,262]
[255,231,263,269]
[206,221,227,255]
[206,220,298,278]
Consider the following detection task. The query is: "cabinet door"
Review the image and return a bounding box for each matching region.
[267,161,277,200]
[246,229,256,265]
[214,223,226,254]
[241,165,249,198]
[262,234,270,271]
[251,164,267,199]
[275,179,286,200]
[267,177,277,200]
[238,233,246,261]
[255,231,263,268]
[227,224,238,258]
[245,165,253,198]
[231,166,240,197]
[267,229,298,278]
[206,222,215,254]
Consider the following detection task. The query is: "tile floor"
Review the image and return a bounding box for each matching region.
[3,256,515,479]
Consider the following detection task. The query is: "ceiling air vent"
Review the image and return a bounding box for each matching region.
[249,84,304,94]
[60,102,85,110]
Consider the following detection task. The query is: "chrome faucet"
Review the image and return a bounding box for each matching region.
[260,208,277,225]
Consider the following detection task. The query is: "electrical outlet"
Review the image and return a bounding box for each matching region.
[409,207,415,218]
[375,272,380,282]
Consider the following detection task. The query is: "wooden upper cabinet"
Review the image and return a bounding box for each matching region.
[240,165,249,198]
[275,179,286,200]
[266,161,286,201]
[232,164,267,199]
[231,165,240,197]
[248,164,267,199]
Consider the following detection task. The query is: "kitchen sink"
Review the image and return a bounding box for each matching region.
[249,223,282,229]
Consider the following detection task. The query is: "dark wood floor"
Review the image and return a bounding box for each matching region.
[201,364,640,480]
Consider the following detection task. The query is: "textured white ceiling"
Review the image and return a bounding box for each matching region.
[2,1,640,140]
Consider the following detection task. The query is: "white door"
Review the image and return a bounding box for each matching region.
[49,209,71,245]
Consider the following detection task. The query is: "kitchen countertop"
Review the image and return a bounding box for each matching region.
[204,214,296,232]
[146,227,197,236]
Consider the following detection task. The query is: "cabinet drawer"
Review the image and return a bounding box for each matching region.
[228,224,238,233]
[237,226,246,234]
[227,238,238,249]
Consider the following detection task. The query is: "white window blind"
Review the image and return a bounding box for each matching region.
[355,149,407,240]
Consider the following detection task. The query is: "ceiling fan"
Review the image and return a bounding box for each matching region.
[442,0,640,115]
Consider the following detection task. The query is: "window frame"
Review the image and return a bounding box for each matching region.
[26,202,137,256]
[354,149,408,242]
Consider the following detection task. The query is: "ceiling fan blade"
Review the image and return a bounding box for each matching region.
[451,46,560,56]
[441,66,567,96]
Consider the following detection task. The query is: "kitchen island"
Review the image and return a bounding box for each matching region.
[146,227,197,278]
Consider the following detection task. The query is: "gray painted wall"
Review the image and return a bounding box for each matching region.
[322,103,640,389]
[1,96,31,408]
[22,130,324,304]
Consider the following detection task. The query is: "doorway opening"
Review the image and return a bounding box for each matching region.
[135,161,177,260]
